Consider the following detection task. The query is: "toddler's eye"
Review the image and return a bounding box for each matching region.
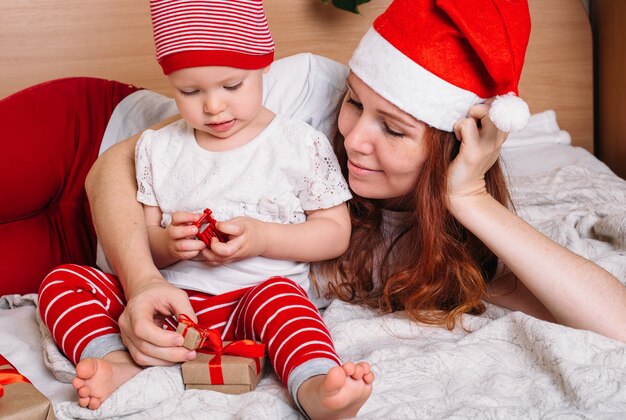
[224,82,243,91]
[179,90,199,96]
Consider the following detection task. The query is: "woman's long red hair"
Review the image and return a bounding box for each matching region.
[320,127,510,329]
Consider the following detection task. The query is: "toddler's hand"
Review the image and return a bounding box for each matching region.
[200,216,267,266]
[166,211,206,261]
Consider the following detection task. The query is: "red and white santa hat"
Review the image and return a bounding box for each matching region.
[349,0,532,132]
[150,0,275,75]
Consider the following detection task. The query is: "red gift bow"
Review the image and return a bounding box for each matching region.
[178,314,212,349]
[194,208,228,247]
[0,355,31,399]
[178,314,265,385]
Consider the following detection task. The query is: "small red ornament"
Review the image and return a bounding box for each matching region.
[194,208,228,246]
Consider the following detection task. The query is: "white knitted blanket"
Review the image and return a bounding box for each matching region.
[38,164,626,419]
[1,162,623,420]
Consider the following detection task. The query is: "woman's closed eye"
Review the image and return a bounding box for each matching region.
[346,96,404,137]
[383,123,404,138]
[346,97,363,110]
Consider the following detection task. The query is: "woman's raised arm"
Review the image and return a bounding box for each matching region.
[448,106,626,343]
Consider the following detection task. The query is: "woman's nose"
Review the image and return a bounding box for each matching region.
[343,118,374,155]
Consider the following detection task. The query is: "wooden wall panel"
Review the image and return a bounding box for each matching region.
[0,1,389,98]
[0,0,593,151]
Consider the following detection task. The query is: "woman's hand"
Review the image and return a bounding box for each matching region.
[118,275,198,366]
[443,105,626,345]
[447,103,508,199]
[200,216,268,266]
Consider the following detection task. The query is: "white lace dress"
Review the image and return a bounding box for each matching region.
[135,114,351,295]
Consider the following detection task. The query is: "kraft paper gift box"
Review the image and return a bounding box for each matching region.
[181,343,266,394]
[0,355,55,420]
[176,320,207,350]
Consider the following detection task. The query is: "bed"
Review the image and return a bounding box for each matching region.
[2,0,626,419]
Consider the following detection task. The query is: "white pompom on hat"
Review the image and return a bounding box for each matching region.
[349,0,532,132]
[150,0,275,75]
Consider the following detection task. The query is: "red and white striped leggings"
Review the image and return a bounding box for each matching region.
[38,264,340,385]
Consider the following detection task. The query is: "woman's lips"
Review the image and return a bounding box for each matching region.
[348,159,379,175]
[206,119,235,132]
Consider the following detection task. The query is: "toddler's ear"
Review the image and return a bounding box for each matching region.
[262,64,271,74]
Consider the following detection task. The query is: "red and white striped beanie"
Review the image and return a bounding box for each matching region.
[150,0,275,75]
[349,0,532,132]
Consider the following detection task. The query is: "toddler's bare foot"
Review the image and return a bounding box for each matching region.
[298,361,374,420]
[72,350,142,409]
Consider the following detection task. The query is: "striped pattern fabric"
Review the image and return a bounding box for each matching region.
[38,264,126,364]
[150,0,275,74]
[38,265,340,384]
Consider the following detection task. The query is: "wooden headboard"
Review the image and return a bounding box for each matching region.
[0,0,593,151]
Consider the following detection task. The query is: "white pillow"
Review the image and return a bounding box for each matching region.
[262,53,348,140]
[100,53,348,155]
[502,110,571,149]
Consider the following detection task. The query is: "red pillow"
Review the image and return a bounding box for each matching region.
[0,78,140,295]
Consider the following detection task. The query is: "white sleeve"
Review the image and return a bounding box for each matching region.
[298,128,352,211]
[134,131,159,207]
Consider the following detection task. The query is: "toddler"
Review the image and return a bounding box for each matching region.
[38,1,373,418]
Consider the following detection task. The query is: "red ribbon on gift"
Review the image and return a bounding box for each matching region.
[177,314,265,386]
[178,314,212,348]
[0,355,31,399]
[199,339,265,385]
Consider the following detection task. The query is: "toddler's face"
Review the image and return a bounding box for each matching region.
[168,65,267,150]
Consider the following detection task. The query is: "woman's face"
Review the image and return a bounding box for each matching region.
[338,73,429,201]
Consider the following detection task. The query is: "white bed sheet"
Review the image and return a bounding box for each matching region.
[0,296,75,403]
[2,104,626,419]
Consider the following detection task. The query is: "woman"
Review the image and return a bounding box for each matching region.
[85,0,626,404]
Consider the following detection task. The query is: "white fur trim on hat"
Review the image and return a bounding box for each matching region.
[349,27,482,132]
[489,93,531,132]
